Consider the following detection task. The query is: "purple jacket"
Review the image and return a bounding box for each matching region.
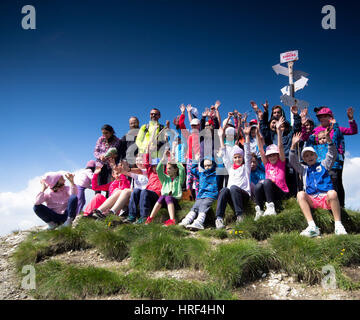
[94,135,121,167]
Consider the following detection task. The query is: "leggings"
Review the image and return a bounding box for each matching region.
[329,168,345,208]
[254,179,288,210]
[216,185,250,218]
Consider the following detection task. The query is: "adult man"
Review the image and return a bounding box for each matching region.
[135,108,166,159]
[118,116,140,164]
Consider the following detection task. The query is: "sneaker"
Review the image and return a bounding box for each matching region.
[186,220,204,230]
[254,206,264,221]
[163,219,176,227]
[93,210,107,220]
[119,209,128,216]
[123,216,136,224]
[145,216,153,225]
[46,222,59,230]
[178,218,192,227]
[215,218,225,229]
[135,217,146,224]
[335,224,348,235]
[300,225,321,238]
[58,218,73,229]
[236,215,244,224]
[107,209,116,216]
[263,202,277,216]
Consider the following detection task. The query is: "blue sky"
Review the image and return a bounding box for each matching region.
[1,0,360,193]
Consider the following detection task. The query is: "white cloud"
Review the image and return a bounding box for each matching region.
[0,170,95,237]
[343,156,360,211]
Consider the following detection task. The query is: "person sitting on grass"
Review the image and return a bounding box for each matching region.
[179,153,218,230]
[124,127,163,224]
[33,172,78,230]
[145,149,185,226]
[83,163,130,219]
[253,117,289,221]
[214,125,252,229]
[290,131,348,237]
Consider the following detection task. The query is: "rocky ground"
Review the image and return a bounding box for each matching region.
[1,227,360,300]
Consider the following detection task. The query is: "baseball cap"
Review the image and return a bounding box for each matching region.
[301,147,316,158]
[190,118,200,126]
[265,144,279,156]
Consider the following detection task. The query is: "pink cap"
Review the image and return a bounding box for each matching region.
[265,144,279,156]
[43,172,63,189]
[316,107,333,118]
[86,160,96,168]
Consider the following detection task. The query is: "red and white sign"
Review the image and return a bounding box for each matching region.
[280,50,299,63]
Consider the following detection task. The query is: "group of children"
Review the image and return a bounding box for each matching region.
[33,101,357,238]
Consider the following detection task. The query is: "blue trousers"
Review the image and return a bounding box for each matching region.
[76,186,86,214]
[128,188,159,219]
[33,195,78,224]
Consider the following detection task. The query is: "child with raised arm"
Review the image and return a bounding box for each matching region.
[290,131,347,237]
[214,125,252,229]
[179,153,218,230]
[254,117,289,221]
[33,172,78,229]
[145,149,185,226]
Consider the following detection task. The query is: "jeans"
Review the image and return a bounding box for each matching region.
[128,189,159,218]
[191,198,215,214]
[33,195,78,224]
[254,179,288,210]
[216,186,250,218]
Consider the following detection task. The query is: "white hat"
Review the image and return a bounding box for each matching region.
[301,147,316,158]
[231,145,244,158]
[225,127,236,136]
[190,118,200,126]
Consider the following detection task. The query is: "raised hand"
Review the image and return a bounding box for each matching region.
[243,124,251,136]
[214,100,221,110]
[250,101,258,112]
[291,132,302,146]
[40,179,48,192]
[186,104,193,112]
[347,107,354,120]
[166,120,170,129]
[262,100,269,111]
[227,112,234,118]
[180,104,186,114]
[65,173,75,184]
[290,105,299,115]
[276,117,286,132]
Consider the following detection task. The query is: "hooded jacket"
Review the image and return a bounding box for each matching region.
[35,172,77,214]
[190,159,218,200]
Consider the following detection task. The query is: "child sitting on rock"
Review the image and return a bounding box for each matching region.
[290,131,347,237]
[179,153,218,230]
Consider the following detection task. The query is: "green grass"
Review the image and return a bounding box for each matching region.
[205,239,277,288]
[11,199,360,299]
[31,260,234,300]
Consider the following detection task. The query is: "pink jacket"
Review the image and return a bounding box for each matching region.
[91,173,130,195]
[35,173,77,214]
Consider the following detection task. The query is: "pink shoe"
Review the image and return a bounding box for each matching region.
[163,219,176,227]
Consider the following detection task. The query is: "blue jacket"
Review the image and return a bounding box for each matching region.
[251,162,265,185]
[191,162,218,200]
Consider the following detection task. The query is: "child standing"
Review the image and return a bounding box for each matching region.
[254,117,289,221]
[145,150,185,226]
[33,172,78,229]
[74,160,96,214]
[290,132,347,237]
[179,154,218,230]
[214,125,252,229]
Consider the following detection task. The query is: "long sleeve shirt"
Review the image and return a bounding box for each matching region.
[94,135,122,167]
[156,162,185,199]
[91,173,130,195]
[34,184,78,215]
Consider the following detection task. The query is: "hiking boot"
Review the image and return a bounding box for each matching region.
[145,216,153,225]
[254,206,264,221]
[186,220,204,230]
[335,224,348,235]
[263,202,276,216]
[300,225,321,238]
[135,217,146,224]
[215,218,225,229]
[236,215,244,224]
[163,219,176,227]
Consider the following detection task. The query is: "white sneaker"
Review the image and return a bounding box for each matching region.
[300,225,321,238]
[179,218,192,227]
[254,206,264,221]
[215,218,225,229]
[263,202,277,216]
[46,222,58,230]
[186,220,204,230]
[335,224,348,235]
[236,215,244,224]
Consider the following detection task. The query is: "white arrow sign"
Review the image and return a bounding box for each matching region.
[280,76,309,95]
[272,64,309,81]
[280,94,309,109]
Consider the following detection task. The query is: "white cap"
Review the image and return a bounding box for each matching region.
[225,127,236,136]
[190,118,200,126]
[222,118,233,127]
[301,147,316,158]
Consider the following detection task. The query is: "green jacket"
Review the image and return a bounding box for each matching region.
[156,162,185,199]
[135,121,165,158]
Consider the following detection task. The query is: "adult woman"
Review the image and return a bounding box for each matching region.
[94,124,122,192]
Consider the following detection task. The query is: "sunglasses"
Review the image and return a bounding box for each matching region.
[150,113,160,116]
[52,182,65,191]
